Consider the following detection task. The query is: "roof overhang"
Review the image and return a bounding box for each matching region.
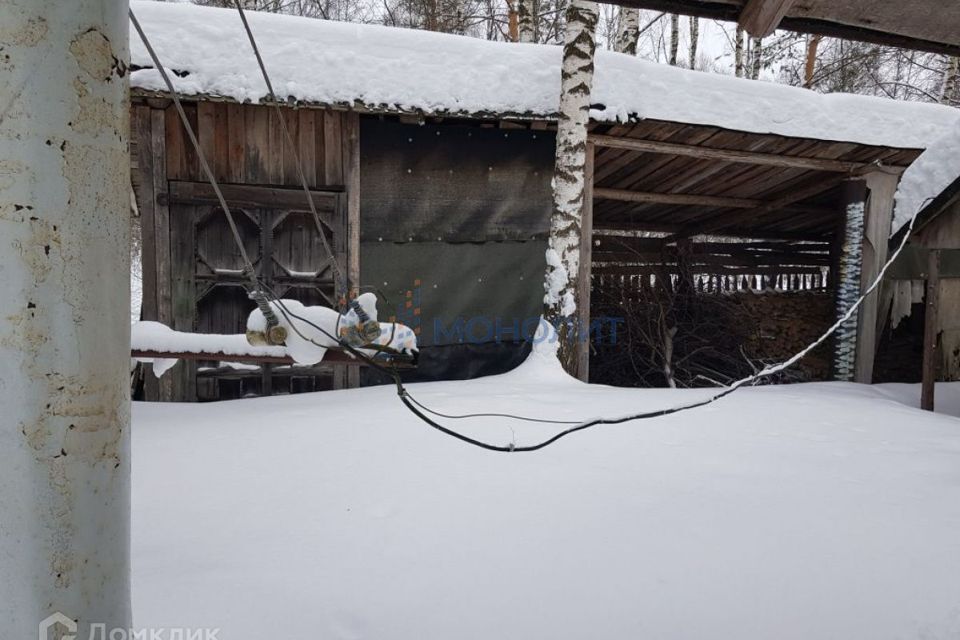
[617,0,960,56]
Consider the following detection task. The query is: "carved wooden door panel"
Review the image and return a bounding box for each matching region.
[168,182,344,400]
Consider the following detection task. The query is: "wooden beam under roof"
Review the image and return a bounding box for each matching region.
[610,0,960,56]
[738,0,794,38]
[588,133,886,173]
[665,174,847,239]
[593,221,833,241]
[595,187,759,209]
[594,186,835,215]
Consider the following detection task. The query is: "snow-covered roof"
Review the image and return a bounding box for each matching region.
[129,0,960,150]
[893,119,960,234]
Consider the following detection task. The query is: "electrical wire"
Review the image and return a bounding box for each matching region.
[231,0,349,303]
[130,9,259,291]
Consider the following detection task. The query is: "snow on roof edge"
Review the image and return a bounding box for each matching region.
[892,118,960,236]
[129,0,960,150]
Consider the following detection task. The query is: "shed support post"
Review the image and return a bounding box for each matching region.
[576,142,595,382]
[854,171,899,383]
[922,249,941,411]
[0,0,132,635]
[832,179,867,381]
[345,112,362,389]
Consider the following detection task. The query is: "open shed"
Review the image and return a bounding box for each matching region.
[128,0,960,401]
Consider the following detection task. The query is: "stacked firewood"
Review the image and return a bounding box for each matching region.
[734,291,833,381]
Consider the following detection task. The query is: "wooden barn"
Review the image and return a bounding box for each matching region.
[876,166,960,410]
[128,1,960,401]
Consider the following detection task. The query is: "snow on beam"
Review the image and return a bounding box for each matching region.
[131,349,392,367]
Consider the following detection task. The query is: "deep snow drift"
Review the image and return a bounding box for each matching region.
[132,348,960,639]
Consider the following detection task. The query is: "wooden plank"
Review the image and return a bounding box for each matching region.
[132,105,160,402]
[164,105,185,180]
[592,220,829,241]
[166,181,340,216]
[344,112,361,296]
[589,132,866,173]
[132,106,158,322]
[267,107,286,185]
[226,102,246,183]
[576,142,595,382]
[916,199,960,250]
[596,187,765,209]
[609,0,960,56]
[282,108,301,186]
[922,249,941,411]
[314,109,327,186]
[323,110,344,186]
[150,107,174,401]
[181,102,200,180]
[244,105,270,184]
[297,110,317,188]
[854,171,898,383]
[684,174,846,237]
[169,204,198,401]
[739,0,794,37]
[131,349,402,367]
[197,101,217,180]
[212,102,230,182]
[592,250,830,267]
[592,264,823,276]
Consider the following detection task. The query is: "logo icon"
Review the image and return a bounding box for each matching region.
[39,612,76,640]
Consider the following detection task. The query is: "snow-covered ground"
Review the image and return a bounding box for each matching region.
[132,349,960,639]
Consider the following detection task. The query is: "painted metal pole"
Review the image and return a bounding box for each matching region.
[0,1,132,637]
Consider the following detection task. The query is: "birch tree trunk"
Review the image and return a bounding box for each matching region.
[941,56,959,105]
[688,16,699,69]
[669,13,679,65]
[734,26,745,77]
[750,36,763,79]
[518,0,536,42]
[545,0,598,375]
[0,0,132,637]
[616,6,640,55]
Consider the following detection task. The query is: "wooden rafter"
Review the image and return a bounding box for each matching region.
[588,133,878,173]
[738,0,794,38]
[595,187,759,209]
[609,0,960,56]
[594,186,835,214]
[667,175,847,239]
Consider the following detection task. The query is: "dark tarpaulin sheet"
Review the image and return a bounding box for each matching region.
[361,240,547,348]
[360,118,554,243]
[361,341,533,386]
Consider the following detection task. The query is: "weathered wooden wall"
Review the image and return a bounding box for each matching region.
[131,100,361,401]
